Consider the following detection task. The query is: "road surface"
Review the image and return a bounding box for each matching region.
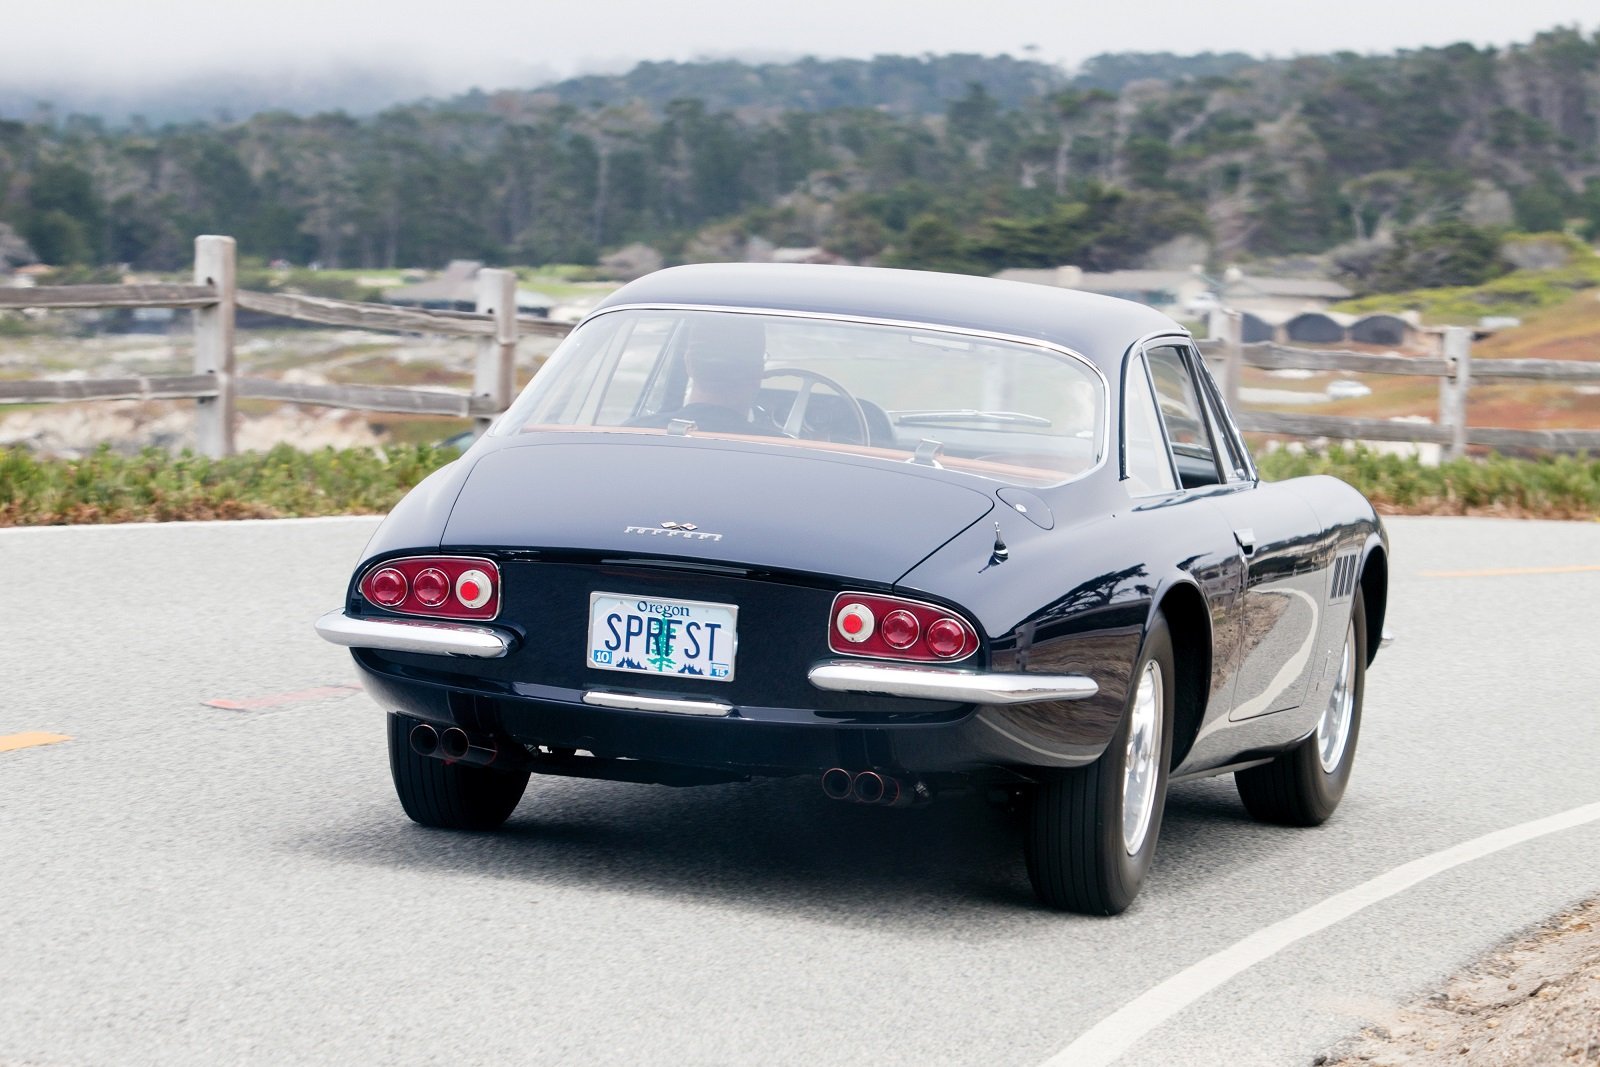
[2,515,1597,1066]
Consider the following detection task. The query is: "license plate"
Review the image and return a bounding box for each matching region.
[587,592,737,682]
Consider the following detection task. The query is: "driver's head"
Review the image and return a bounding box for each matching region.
[684,314,765,404]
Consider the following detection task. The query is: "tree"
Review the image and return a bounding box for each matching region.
[1365,221,1510,293]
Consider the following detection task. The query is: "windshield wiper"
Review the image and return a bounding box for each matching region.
[893,409,1053,428]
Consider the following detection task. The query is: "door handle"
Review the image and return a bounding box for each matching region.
[1234,528,1256,557]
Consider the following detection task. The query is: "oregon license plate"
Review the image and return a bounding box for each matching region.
[587,592,737,681]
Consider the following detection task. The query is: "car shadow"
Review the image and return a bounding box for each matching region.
[292,769,1278,931]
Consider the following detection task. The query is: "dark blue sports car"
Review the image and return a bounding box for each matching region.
[317,263,1390,914]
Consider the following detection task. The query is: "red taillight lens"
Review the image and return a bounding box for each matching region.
[925,618,966,658]
[412,568,450,607]
[880,609,919,649]
[827,593,978,662]
[369,568,407,607]
[359,556,500,621]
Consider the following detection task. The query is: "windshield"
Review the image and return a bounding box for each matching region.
[492,308,1106,487]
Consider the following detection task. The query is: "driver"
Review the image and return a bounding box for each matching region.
[634,314,787,436]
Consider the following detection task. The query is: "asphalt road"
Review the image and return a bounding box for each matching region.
[2,515,1598,1066]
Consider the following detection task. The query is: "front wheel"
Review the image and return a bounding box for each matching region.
[1024,613,1176,914]
[387,713,529,830]
[1235,592,1366,826]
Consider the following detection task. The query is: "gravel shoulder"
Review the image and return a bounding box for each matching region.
[1324,896,1600,1066]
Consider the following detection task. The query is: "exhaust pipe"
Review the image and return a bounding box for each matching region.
[821,767,854,801]
[409,723,439,757]
[851,770,898,806]
[439,727,500,767]
[823,768,929,806]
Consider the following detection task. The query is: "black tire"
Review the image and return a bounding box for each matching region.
[387,713,530,831]
[1025,613,1176,915]
[1235,591,1366,827]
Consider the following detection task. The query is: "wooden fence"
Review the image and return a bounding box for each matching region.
[2,237,1598,459]
[0,235,572,456]
[1198,311,1600,459]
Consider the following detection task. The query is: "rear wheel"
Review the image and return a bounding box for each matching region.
[1235,592,1366,826]
[387,713,529,830]
[1024,613,1176,914]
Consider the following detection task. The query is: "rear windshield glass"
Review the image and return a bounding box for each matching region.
[492,309,1105,487]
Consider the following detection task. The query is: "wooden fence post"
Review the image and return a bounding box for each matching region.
[1440,326,1472,461]
[473,268,517,436]
[1211,307,1244,413]
[193,235,237,457]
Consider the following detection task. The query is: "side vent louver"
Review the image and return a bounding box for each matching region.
[1330,552,1360,601]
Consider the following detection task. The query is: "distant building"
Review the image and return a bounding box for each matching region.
[383,260,555,316]
[995,266,1208,315]
[995,264,1351,319]
[1348,313,1413,347]
[1284,311,1355,344]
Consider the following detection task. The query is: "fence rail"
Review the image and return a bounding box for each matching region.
[1197,313,1600,457]
[3,240,1598,458]
[0,235,573,454]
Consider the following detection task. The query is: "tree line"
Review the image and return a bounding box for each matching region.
[2,31,1599,295]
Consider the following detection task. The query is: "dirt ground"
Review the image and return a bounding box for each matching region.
[1321,896,1600,1065]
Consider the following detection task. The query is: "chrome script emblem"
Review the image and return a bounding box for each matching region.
[624,521,723,542]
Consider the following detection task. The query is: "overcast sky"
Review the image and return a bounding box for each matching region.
[2,0,1595,92]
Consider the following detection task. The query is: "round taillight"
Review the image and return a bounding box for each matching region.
[926,618,966,658]
[369,568,407,607]
[413,568,450,607]
[455,568,493,609]
[836,602,875,643]
[881,609,919,649]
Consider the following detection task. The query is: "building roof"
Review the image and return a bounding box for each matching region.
[995,267,1196,293]
[384,260,554,311]
[1226,275,1352,300]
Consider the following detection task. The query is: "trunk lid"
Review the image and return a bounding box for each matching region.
[442,436,995,584]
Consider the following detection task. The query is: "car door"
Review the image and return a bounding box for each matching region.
[1149,343,1324,720]
[1120,342,1245,724]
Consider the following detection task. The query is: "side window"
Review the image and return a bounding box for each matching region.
[1145,345,1224,489]
[1122,352,1178,495]
[1192,352,1254,482]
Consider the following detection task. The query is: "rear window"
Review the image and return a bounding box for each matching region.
[492,308,1106,487]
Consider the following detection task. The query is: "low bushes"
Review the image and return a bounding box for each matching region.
[1257,445,1600,518]
[0,443,1595,526]
[0,443,458,526]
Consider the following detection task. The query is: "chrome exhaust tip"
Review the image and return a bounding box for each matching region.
[439,727,500,767]
[851,770,889,805]
[821,767,854,801]
[409,723,439,757]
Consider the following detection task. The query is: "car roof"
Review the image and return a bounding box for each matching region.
[591,263,1187,368]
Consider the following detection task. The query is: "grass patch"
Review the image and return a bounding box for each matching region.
[1259,445,1600,519]
[1335,269,1600,325]
[3,443,1595,526]
[0,443,459,526]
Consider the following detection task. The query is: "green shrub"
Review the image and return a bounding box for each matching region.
[2,442,1595,525]
[1258,445,1600,518]
[0,443,458,526]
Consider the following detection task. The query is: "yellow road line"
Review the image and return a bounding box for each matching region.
[0,732,72,753]
[1420,564,1600,579]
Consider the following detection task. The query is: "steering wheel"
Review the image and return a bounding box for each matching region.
[760,367,871,444]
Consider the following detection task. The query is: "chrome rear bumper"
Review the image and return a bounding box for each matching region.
[808,660,1097,704]
[314,609,512,659]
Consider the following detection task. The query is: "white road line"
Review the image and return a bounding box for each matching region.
[1043,799,1600,1067]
